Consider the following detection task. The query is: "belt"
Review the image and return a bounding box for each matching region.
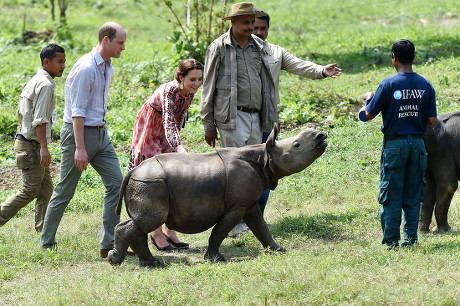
[237,106,259,113]
[15,134,39,144]
[384,134,424,141]
[85,125,105,130]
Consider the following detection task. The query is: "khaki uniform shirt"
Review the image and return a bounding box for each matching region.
[201,30,277,133]
[231,34,262,110]
[17,69,56,143]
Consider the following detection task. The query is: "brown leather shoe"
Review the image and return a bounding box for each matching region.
[100,248,111,258]
[100,248,135,258]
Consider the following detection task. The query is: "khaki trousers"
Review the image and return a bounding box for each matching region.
[0,139,53,231]
[219,110,262,148]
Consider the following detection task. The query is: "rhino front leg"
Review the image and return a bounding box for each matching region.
[243,204,285,253]
[205,211,244,261]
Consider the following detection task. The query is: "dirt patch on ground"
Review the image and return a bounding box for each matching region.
[0,164,60,192]
[420,13,459,26]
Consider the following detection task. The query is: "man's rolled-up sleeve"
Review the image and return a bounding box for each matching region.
[69,66,93,118]
[31,84,52,128]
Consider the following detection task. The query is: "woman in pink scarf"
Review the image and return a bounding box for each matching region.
[128,59,203,251]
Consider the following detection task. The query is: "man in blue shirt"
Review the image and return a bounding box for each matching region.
[359,39,437,249]
[40,22,127,258]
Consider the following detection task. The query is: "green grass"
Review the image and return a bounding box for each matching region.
[1,120,459,304]
[0,0,459,304]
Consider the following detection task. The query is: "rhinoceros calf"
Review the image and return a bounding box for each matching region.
[108,124,327,266]
[420,111,460,232]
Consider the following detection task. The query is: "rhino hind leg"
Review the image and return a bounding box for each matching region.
[420,174,436,232]
[108,220,131,265]
[433,203,453,233]
[108,219,159,267]
[432,179,457,232]
[243,205,285,253]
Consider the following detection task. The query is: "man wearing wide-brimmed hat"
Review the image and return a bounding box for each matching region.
[201,2,276,146]
[201,2,277,237]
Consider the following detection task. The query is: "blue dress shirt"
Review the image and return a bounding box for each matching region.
[63,48,112,126]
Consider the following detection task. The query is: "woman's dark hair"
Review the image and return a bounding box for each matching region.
[175,59,203,82]
[40,44,65,65]
[391,39,415,64]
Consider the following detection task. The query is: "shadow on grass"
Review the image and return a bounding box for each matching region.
[120,252,194,268]
[419,229,460,252]
[271,208,375,241]
[119,210,375,268]
[422,241,460,252]
[119,244,263,268]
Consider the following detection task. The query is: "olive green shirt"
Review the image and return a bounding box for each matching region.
[17,69,56,143]
[231,33,262,110]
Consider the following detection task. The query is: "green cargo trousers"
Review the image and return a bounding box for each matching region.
[378,136,427,246]
[0,139,53,232]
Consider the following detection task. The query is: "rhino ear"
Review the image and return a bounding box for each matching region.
[266,123,279,149]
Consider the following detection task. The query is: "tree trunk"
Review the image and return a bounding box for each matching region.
[195,0,199,43]
[220,0,227,34]
[50,0,55,20]
[58,0,68,23]
[208,0,214,37]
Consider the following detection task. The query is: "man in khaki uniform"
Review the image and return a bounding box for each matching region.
[201,2,276,149]
[0,44,66,232]
[201,2,277,236]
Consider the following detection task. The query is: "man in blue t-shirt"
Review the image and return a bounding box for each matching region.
[358,39,437,249]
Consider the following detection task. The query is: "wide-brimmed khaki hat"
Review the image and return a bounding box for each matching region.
[222,2,266,20]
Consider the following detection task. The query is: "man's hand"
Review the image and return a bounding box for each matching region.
[359,92,376,121]
[363,92,374,102]
[35,123,50,167]
[74,147,88,171]
[73,117,88,171]
[322,63,342,78]
[205,130,218,147]
[40,147,51,167]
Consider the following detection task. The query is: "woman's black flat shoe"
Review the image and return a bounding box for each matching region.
[164,233,189,249]
[150,235,174,251]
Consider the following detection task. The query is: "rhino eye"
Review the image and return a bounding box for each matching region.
[293,142,300,148]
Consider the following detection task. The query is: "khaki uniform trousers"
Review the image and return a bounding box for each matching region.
[0,139,53,232]
[219,110,262,148]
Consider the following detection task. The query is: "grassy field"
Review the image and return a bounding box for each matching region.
[0,0,459,304]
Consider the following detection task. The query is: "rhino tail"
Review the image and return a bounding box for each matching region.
[116,171,131,215]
